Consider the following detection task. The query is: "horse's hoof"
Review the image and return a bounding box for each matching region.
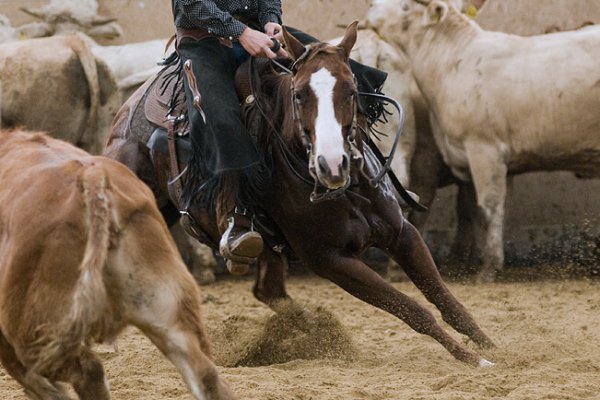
[226,259,250,275]
[479,358,495,368]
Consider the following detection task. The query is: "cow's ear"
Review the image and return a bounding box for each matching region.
[427,1,449,24]
[282,26,306,61]
[337,20,359,59]
[462,0,487,18]
[470,0,487,10]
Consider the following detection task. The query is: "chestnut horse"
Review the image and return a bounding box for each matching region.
[104,23,495,366]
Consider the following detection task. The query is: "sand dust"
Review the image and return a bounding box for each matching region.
[1,274,599,399]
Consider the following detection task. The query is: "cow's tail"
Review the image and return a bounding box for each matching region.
[67,33,101,153]
[32,164,111,375]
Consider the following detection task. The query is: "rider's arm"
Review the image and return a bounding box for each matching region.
[176,0,247,40]
[257,0,283,30]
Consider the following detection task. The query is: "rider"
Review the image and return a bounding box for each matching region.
[172,1,389,274]
[171,0,288,273]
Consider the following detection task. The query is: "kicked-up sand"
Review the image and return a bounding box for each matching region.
[1,272,599,399]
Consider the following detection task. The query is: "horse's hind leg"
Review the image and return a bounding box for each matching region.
[253,250,290,308]
[308,251,490,366]
[389,221,495,349]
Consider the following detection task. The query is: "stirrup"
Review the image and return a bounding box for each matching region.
[218,214,263,269]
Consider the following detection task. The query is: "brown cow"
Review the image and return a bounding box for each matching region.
[0,129,233,399]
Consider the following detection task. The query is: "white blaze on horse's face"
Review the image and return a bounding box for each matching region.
[309,67,350,189]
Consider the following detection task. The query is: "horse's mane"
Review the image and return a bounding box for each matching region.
[248,57,297,145]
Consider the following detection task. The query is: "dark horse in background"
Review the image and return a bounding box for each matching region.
[104,22,495,366]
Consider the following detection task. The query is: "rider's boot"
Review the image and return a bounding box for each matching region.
[218,207,263,275]
[216,174,264,275]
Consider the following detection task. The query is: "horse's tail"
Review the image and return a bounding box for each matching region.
[32,164,111,375]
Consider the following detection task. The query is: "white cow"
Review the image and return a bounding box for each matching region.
[18,0,122,40]
[369,0,600,281]
[91,39,174,98]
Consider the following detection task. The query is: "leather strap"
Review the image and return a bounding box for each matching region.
[166,59,205,212]
[183,60,206,123]
[167,118,184,210]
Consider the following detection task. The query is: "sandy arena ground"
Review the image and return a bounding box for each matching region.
[1,272,599,399]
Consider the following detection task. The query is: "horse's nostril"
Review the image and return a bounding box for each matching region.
[317,155,331,175]
[341,154,349,170]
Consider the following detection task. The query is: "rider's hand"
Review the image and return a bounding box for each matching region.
[264,22,288,58]
[239,27,287,59]
[264,22,284,42]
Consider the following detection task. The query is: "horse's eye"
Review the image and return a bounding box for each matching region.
[294,90,307,104]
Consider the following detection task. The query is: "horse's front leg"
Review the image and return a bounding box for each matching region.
[305,250,492,366]
[388,219,496,349]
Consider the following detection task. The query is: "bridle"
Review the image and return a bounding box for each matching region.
[250,43,410,204]
[265,45,364,203]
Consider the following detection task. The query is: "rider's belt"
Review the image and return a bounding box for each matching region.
[176,27,233,48]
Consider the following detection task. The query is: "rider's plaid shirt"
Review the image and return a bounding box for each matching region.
[172,0,282,40]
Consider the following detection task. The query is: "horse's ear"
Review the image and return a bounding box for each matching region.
[337,20,359,59]
[282,27,306,61]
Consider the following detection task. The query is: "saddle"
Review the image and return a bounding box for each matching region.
[140,56,290,255]
[140,60,192,167]
[144,63,187,131]
[142,57,258,165]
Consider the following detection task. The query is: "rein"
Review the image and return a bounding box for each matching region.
[249,56,356,203]
[247,51,421,208]
[288,55,362,203]
[358,91,428,212]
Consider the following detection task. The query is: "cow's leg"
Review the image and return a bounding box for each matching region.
[63,350,110,400]
[0,330,69,400]
[22,374,70,400]
[447,181,480,275]
[407,108,449,230]
[114,220,233,400]
[389,220,495,349]
[464,140,508,282]
[135,292,234,400]
[306,252,492,366]
[0,330,28,389]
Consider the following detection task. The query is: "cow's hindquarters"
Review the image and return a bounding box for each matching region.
[105,200,234,400]
[0,161,114,399]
